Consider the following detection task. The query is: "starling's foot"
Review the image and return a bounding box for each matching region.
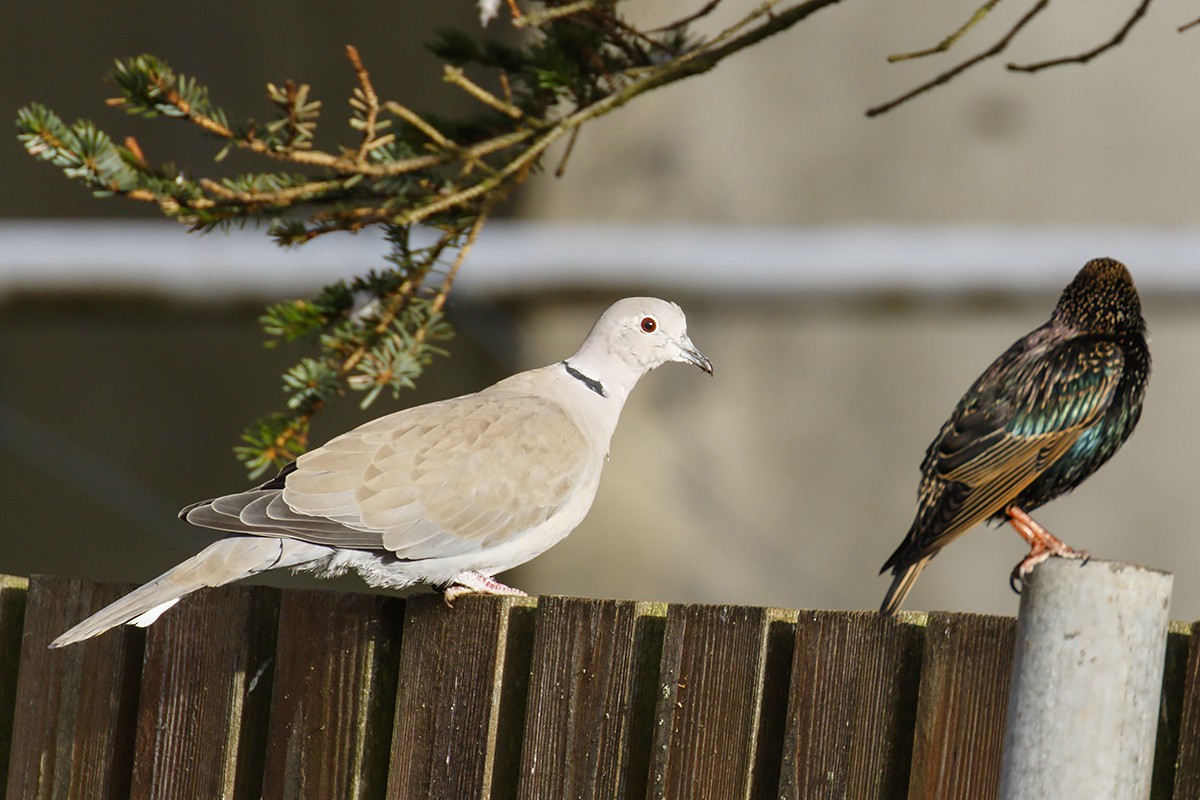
[1005,506,1089,594]
[441,571,527,607]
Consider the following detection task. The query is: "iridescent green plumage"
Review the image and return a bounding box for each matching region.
[880,258,1150,615]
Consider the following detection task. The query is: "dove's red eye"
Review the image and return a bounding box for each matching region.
[640,316,657,333]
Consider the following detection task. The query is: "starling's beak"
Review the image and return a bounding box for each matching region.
[678,334,714,375]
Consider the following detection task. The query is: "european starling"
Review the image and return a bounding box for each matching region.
[879,258,1150,615]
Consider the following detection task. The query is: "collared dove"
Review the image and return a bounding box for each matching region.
[52,297,712,647]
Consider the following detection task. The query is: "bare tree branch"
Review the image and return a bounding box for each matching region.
[888,0,1004,62]
[866,0,1050,117]
[651,0,726,33]
[1007,0,1153,72]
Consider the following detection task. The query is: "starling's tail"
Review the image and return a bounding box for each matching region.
[879,556,932,616]
[49,536,332,648]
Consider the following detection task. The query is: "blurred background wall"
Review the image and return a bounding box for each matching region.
[2,0,1198,619]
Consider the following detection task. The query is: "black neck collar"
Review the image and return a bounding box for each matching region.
[561,361,607,398]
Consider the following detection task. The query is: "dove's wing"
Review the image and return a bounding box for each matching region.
[185,386,597,561]
[283,391,594,558]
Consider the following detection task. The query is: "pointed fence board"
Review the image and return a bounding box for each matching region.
[907,612,1016,800]
[779,610,924,800]
[1150,621,1192,799]
[386,593,535,800]
[0,576,28,794]
[515,596,665,800]
[647,603,798,800]
[129,585,280,800]
[260,588,403,800]
[6,576,143,800]
[1173,620,1200,798]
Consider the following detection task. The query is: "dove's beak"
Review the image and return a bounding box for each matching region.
[678,335,714,375]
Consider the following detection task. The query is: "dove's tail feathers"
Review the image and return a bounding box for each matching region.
[50,536,331,648]
[879,556,932,616]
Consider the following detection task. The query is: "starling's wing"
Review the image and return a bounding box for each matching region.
[893,337,1125,567]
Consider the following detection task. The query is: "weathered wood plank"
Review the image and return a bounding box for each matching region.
[1148,621,1191,800]
[6,576,143,800]
[260,588,403,800]
[648,603,797,800]
[750,611,799,800]
[1172,620,1200,798]
[907,611,1015,800]
[779,610,924,800]
[386,593,535,800]
[515,596,665,800]
[129,584,280,800]
[0,576,29,793]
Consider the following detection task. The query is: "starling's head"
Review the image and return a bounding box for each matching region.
[1052,257,1145,335]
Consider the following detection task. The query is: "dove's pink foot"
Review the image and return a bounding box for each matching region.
[1006,506,1089,593]
[441,571,528,607]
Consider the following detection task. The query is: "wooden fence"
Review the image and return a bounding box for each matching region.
[0,573,1196,799]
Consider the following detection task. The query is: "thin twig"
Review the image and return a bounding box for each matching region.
[1180,14,1200,31]
[394,127,568,225]
[345,45,381,162]
[651,0,725,33]
[198,177,343,206]
[866,0,1050,117]
[498,71,514,106]
[888,0,1003,61]
[123,136,148,168]
[385,101,455,149]
[555,127,581,177]
[117,75,235,138]
[515,0,594,28]
[443,66,524,119]
[431,207,491,315]
[1008,0,1152,72]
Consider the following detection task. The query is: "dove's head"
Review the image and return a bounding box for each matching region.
[571,298,713,388]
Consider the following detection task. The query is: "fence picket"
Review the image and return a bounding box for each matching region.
[130,585,279,800]
[1173,620,1200,797]
[0,576,27,794]
[907,612,1015,800]
[780,610,924,800]
[260,588,403,800]
[6,576,142,800]
[648,603,797,800]
[386,593,535,800]
[516,596,665,800]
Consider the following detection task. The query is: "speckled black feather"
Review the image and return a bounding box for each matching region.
[879,258,1150,614]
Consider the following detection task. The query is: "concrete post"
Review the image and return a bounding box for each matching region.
[998,558,1173,800]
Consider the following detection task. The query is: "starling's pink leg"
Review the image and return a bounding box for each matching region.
[441,571,528,607]
[1006,506,1089,592]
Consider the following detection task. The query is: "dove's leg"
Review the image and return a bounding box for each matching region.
[441,571,528,607]
[1006,506,1089,592]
